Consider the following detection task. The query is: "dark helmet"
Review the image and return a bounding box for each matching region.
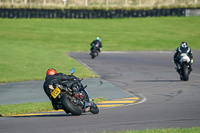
[46,68,57,76]
[180,42,187,48]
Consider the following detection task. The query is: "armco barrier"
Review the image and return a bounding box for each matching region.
[0,8,187,18]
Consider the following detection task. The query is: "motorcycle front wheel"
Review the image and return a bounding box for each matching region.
[182,63,189,81]
[90,102,99,114]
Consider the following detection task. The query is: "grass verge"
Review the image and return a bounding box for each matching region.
[0,97,105,117]
[99,127,200,133]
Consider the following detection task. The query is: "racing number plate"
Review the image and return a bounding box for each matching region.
[51,87,61,98]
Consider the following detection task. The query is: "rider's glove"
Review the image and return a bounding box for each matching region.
[78,78,83,81]
[172,60,174,63]
[49,85,54,90]
[191,59,193,63]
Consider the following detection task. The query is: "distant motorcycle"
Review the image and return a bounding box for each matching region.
[90,44,99,59]
[50,68,99,115]
[177,53,191,81]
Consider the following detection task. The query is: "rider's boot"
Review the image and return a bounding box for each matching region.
[189,65,193,73]
[189,64,193,71]
[84,102,92,112]
[50,98,62,110]
[53,104,63,110]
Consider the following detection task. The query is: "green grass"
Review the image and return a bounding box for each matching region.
[0,97,105,116]
[0,17,200,83]
[100,128,200,133]
[0,102,53,116]
[93,97,106,103]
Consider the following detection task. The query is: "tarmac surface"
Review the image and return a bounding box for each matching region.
[0,78,134,105]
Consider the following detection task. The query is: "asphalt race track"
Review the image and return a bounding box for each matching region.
[1,51,200,133]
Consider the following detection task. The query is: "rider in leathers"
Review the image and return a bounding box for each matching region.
[173,42,193,73]
[43,68,78,110]
[90,37,102,53]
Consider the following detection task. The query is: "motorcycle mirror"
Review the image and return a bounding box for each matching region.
[70,68,75,75]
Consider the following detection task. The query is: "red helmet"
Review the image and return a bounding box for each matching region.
[46,68,57,76]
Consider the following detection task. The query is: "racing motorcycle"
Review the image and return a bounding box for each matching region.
[50,68,99,115]
[90,44,99,59]
[177,53,191,81]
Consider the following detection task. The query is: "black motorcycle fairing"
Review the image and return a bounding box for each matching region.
[61,80,76,88]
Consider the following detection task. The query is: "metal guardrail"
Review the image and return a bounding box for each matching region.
[186,9,200,16]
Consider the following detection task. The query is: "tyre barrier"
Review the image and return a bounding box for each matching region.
[0,8,186,18]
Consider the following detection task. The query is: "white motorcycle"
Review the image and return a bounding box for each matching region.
[178,53,191,81]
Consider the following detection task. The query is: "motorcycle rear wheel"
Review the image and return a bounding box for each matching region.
[60,93,83,116]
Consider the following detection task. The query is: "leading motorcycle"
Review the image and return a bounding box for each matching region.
[177,53,191,81]
[90,44,99,59]
[50,68,99,115]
